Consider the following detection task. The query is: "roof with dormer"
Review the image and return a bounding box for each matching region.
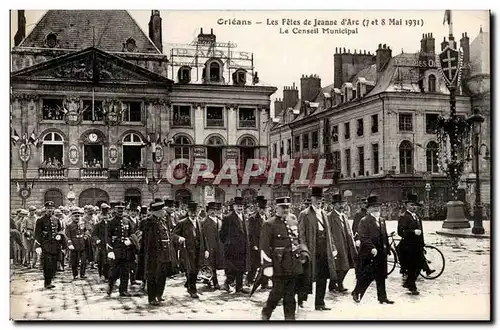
[17,10,160,54]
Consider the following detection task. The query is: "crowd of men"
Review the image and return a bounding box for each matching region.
[10,188,432,320]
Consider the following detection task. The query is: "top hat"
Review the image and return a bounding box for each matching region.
[207,202,217,210]
[140,205,148,214]
[187,201,198,212]
[164,199,175,207]
[256,195,265,201]
[150,199,165,212]
[332,193,344,204]
[311,187,323,198]
[257,198,268,208]
[405,193,423,206]
[44,201,55,208]
[276,197,291,206]
[233,197,245,205]
[366,195,381,208]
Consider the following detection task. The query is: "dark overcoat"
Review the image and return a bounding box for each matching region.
[247,212,265,270]
[357,214,390,278]
[329,211,357,271]
[397,211,425,270]
[352,209,367,236]
[201,216,225,270]
[298,206,338,293]
[65,222,91,252]
[107,215,136,261]
[220,211,248,272]
[172,216,206,273]
[35,214,63,255]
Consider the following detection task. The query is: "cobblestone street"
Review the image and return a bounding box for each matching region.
[10,221,490,321]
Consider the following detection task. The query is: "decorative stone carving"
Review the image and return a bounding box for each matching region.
[81,130,106,145]
[68,145,79,165]
[103,99,124,126]
[193,102,205,109]
[108,145,118,164]
[18,143,31,163]
[228,103,238,110]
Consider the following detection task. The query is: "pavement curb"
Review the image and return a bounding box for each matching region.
[435,230,490,239]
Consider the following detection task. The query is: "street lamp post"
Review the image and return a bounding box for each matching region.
[466,108,489,235]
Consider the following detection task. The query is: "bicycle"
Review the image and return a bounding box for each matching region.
[386,231,445,280]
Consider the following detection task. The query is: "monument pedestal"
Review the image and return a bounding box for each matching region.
[442,201,471,229]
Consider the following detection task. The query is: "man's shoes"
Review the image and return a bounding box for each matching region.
[236,288,250,294]
[119,292,132,297]
[315,305,331,311]
[426,269,436,276]
[213,283,221,290]
[189,292,199,299]
[45,284,55,289]
[379,299,395,304]
[261,311,271,320]
[80,275,87,279]
[410,289,420,295]
[352,292,361,303]
[223,282,233,293]
[402,282,409,288]
[157,297,165,302]
[73,276,78,280]
[337,286,348,293]
[106,285,113,296]
[149,300,160,306]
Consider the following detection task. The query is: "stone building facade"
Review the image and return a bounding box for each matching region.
[10,10,276,209]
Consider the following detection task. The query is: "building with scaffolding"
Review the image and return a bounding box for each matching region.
[10,10,276,209]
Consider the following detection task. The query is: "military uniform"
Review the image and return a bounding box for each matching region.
[66,208,90,278]
[260,197,310,321]
[34,201,63,288]
[92,204,112,279]
[107,203,137,296]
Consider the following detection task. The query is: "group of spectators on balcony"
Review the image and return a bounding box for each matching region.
[42,105,64,120]
[120,160,143,171]
[83,159,102,169]
[173,111,191,126]
[40,157,64,169]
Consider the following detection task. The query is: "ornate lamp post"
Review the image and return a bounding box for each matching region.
[466,107,489,234]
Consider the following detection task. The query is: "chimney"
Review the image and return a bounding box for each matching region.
[283,83,299,110]
[426,32,435,54]
[14,10,26,47]
[274,98,284,117]
[300,74,322,102]
[148,10,163,53]
[420,33,427,53]
[376,44,392,80]
[441,37,449,51]
[460,32,470,64]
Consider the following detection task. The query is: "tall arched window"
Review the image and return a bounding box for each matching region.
[399,140,413,174]
[122,133,143,168]
[207,135,224,171]
[42,132,64,167]
[209,62,221,81]
[124,188,142,206]
[428,74,436,92]
[174,135,191,161]
[44,189,64,207]
[239,136,256,169]
[426,141,439,173]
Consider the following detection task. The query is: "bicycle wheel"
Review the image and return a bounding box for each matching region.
[420,245,445,279]
[387,247,398,276]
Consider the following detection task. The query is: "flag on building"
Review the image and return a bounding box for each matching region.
[28,130,37,145]
[11,129,20,145]
[443,10,451,25]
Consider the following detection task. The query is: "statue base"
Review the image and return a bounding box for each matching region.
[442,201,471,229]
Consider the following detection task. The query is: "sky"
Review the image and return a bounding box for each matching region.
[10,10,489,116]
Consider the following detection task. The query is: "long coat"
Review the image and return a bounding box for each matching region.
[329,211,357,271]
[201,216,225,270]
[352,209,367,237]
[172,216,206,273]
[142,214,180,278]
[358,214,390,269]
[107,215,136,261]
[35,214,63,255]
[298,206,338,293]
[247,212,265,270]
[220,211,248,273]
[397,211,425,270]
[65,222,91,252]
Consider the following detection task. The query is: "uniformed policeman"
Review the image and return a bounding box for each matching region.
[260,197,310,321]
[106,202,137,297]
[34,201,64,289]
[66,208,90,279]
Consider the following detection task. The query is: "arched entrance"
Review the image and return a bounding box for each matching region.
[175,188,192,204]
[79,188,109,207]
[124,188,142,206]
[242,188,257,204]
[44,189,64,207]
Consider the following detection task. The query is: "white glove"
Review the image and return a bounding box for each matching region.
[355,240,361,248]
[35,247,42,255]
[124,238,131,246]
[333,250,338,257]
[263,267,273,277]
[414,229,422,236]
[371,248,378,257]
[178,236,186,245]
[107,252,115,260]
[55,234,61,241]
[68,245,75,250]
[96,239,101,244]
[253,246,258,251]
[204,251,209,259]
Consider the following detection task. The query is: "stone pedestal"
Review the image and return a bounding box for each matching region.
[442,201,471,229]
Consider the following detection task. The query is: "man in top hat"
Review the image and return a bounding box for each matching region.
[173,201,208,299]
[142,199,184,305]
[106,202,137,297]
[352,198,368,238]
[220,196,250,294]
[247,196,269,288]
[298,187,338,310]
[328,193,357,293]
[260,197,311,320]
[397,193,429,295]
[352,195,394,304]
[35,201,64,289]
[93,203,111,280]
[201,202,225,290]
[66,208,91,280]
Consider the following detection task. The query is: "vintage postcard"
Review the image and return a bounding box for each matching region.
[9,9,490,321]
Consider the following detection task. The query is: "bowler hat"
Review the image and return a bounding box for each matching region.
[256,195,265,201]
[332,193,344,204]
[233,197,245,205]
[366,195,381,208]
[311,187,323,198]
[207,202,217,210]
[405,193,423,206]
[188,201,198,212]
[150,199,165,212]
[257,198,267,208]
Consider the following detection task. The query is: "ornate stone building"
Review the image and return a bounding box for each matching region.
[10,10,276,209]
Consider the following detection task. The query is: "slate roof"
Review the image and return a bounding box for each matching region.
[18,10,160,54]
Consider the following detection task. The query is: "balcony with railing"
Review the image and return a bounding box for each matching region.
[238,119,257,128]
[80,167,109,179]
[206,118,224,127]
[120,168,147,179]
[38,167,67,179]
